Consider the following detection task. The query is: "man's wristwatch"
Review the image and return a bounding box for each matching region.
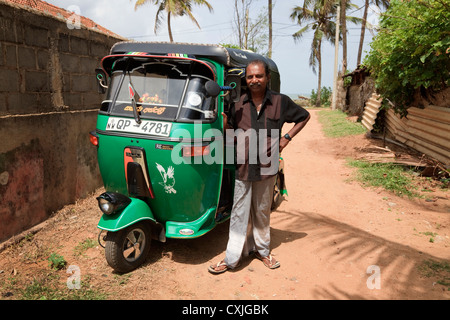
[284,133,292,141]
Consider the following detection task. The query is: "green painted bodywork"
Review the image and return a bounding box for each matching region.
[165,207,217,239]
[97,197,155,232]
[96,59,228,238]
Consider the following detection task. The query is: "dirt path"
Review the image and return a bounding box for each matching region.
[1,109,449,300]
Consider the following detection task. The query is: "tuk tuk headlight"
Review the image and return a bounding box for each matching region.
[98,198,114,215]
[187,92,202,106]
[96,192,131,215]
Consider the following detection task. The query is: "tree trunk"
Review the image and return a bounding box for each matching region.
[340,0,347,73]
[234,0,242,48]
[268,0,272,58]
[168,12,173,42]
[244,7,249,49]
[357,0,369,67]
[316,41,322,107]
[332,4,341,110]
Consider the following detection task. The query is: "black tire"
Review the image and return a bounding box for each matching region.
[105,222,151,273]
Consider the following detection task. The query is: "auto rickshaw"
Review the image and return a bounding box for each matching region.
[90,41,286,273]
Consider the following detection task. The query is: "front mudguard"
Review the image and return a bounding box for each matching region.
[97,197,156,233]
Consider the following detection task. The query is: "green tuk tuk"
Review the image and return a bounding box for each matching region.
[90,41,285,273]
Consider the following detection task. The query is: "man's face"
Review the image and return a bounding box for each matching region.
[245,62,269,96]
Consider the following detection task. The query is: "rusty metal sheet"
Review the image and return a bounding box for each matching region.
[385,106,450,165]
[362,93,382,131]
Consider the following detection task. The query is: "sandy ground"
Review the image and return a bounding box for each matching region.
[1,109,449,301]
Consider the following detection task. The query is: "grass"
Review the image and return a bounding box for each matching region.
[418,259,450,291]
[317,109,422,198]
[48,253,67,270]
[1,237,107,300]
[347,160,420,198]
[21,274,108,300]
[418,231,439,243]
[317,109,367,138]
[1,269,108,300]
[318,108,448,197]
[73,238,97,257]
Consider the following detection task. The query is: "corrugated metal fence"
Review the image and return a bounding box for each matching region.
[384,105,450,166]
[361,93,450,165]
[362,93,382,131]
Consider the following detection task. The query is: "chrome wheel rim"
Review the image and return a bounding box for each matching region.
[122,228,146,262]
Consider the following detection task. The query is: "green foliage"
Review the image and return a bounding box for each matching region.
[19,274,108,300]
[317,109,366,137]
[363,0,450,116]
[290,0,338,78]
[310,86,332,107]
[48,253,67,270]
[73,238,97,256]
[343,69,353,87]
[418,259,450,291]
[133,0,213,42]
[220,43,241,50]
[347,160,419,198]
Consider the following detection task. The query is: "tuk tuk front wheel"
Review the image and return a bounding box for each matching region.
[104,222,151,273]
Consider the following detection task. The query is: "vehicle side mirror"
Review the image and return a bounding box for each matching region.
[205,80,221,98]
[95,68,108,94]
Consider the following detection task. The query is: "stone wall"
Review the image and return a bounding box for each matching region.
[342,77,375,118]
[334,76,346,111]
[0,1,123,242]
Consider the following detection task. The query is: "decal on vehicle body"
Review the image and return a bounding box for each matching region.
[156,163,177,194]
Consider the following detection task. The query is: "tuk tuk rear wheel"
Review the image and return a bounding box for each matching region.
[104,222,151,273]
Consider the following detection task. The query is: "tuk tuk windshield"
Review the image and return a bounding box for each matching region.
[102,60,216,122]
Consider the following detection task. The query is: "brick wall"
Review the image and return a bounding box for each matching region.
[0,1,124,242]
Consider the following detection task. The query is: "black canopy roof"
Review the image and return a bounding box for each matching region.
[106,41,278,74]
[102,41,280,92]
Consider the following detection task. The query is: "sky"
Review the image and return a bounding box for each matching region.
[44,0,381,96]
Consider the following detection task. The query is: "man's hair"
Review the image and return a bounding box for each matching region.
[247,59,270,76]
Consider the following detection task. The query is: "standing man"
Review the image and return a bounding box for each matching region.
[208,59,310,274]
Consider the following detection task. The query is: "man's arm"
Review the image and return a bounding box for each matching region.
[279,113,310,152]
[222,112,228,129]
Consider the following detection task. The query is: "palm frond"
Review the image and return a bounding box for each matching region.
[192,0,213,12]
[133,0,214,39]
[346,16,362,25]
[154,2,166,34]
[292,25,310,43]
[133,0,158,10]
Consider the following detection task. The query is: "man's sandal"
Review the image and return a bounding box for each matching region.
[208,260,229,274]
[254,252,280,269]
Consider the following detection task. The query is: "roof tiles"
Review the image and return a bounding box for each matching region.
[2,0,122,38]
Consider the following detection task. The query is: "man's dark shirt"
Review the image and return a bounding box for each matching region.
[227,89,310,181]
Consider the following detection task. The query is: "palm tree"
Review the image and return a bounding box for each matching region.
[340,0,363,73]
[340,0,347,72]
[268,0,273,58]
[133,0,213,42]
[290,0,338,106]
[356,0,390,67]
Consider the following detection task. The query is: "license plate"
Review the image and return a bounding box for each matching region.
[105,117,172,137]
